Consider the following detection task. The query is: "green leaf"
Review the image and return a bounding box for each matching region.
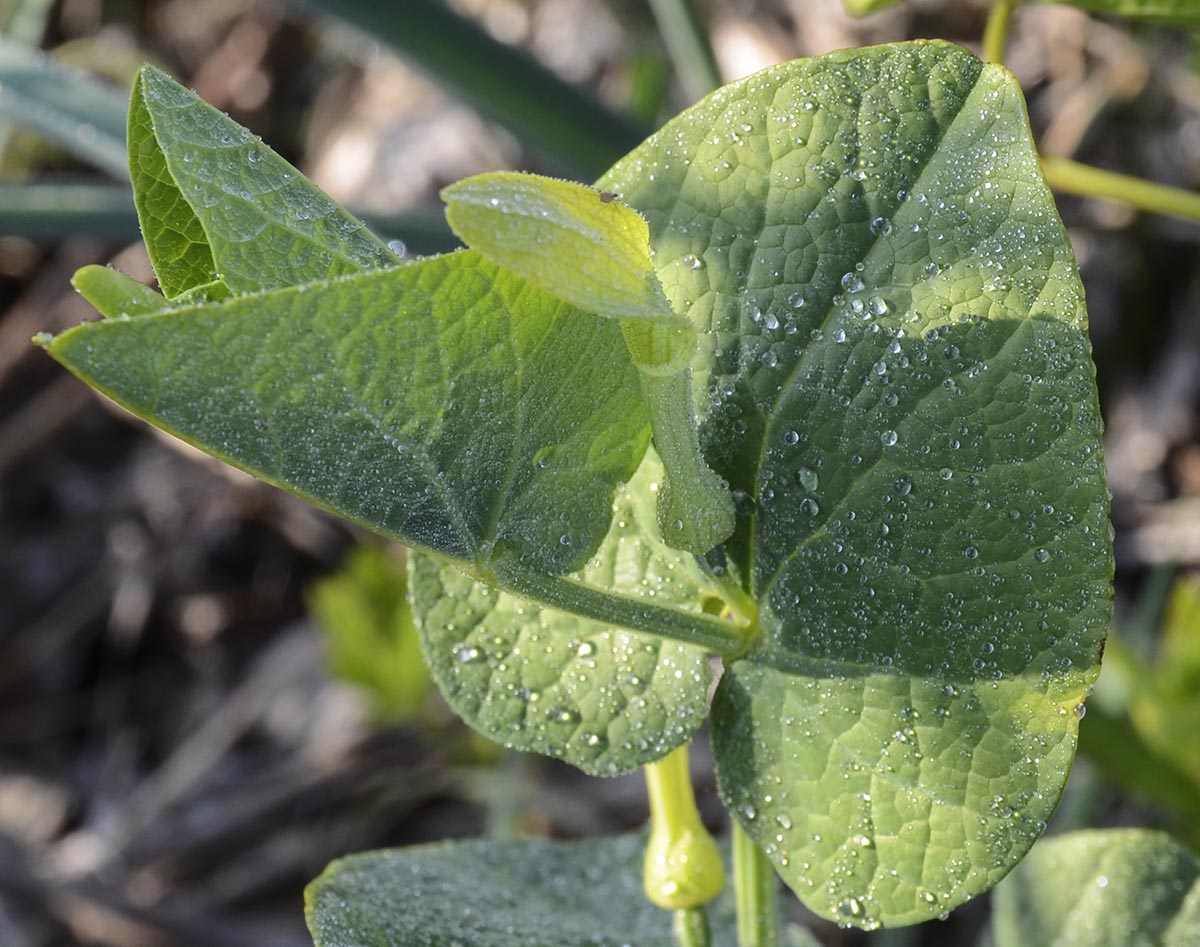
[46,251,648,577]
[442,172,681,326]
[0,35,129,178]
[601,40,1111,927]
[129,65,395,296]
[308,544,433,722]
[72,264,168,317]
[409,451,717,776]
[992,830,1200,947]
[1038,0,1200,26]
[306,833,741,947]
[843,0,905,15]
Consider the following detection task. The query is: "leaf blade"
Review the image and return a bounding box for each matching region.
[602,40,1112,927]
[992,830,1200,947]
[410,451,716,776]
[47,252,649,576]
[306,834,742,947]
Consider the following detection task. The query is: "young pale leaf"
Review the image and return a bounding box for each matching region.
[72,264,168,317]
[306,834,741,947]
[442,171,680,325]
[992,830,1200,947]
[602,41,1112,927]
[129,66,394,296]
[46,252,648,577]
[409,451,719,776]
[72,265,230,318]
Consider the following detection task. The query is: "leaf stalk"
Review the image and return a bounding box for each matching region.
[733,822,778,947]
[1041,155,1200,225]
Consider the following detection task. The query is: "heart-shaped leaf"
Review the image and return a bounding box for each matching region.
[410,451,719,776]
[602,40,1111,927]
[992,830,1200,947]
[305,833,741,947]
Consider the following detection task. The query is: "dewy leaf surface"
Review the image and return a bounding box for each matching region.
[992,830,1200,947]
[130,66,394,296]
[409,452,716,776]
[305,834,740,947]
[601,41,1112,927]
[46,252,648,576]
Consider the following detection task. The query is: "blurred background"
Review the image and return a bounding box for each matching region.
[1,0,1199,944]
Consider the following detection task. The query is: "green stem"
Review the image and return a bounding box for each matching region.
[646,0,722,103]
[1040,155,1200,224]
[733,822,778,947]
[621,321,735,556]
[982,0,1017,66]
[489,556,750,655]
[673,907,714,947]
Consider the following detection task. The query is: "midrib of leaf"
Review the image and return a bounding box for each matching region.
[745,65,986,600]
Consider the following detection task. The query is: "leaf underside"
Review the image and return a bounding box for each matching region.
[305,834,741,947]
[992,830,1200,947]
[601,40,1111,927]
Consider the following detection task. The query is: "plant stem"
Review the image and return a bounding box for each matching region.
[1040,156,1200,224]
[646,0,722,103]
[733,822,778,947]
[982,0,1017,66]
[674,907,714,947]
[490,556,750,655]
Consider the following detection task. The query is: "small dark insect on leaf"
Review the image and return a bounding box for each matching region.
[599,190,620,203]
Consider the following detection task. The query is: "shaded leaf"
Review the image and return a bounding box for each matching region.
[46,251,648,577]
[602,40,1111,927]
[992,830,1200,947]
[306,833,740,947]
[410,451,716,776]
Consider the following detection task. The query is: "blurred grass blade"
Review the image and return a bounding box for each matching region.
[300,0,649,178]
[646,0,721,103]
[0,183,138,238]
[2,0,57,46]
[0,36,128,178]
[0,181,457,251]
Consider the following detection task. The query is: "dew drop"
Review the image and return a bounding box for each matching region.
[869,216,893,236]
[683,254,704,270]
[796,467,819,492]
[387,238,407,257]
[880,430,898,447]
[841,272,865,293]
